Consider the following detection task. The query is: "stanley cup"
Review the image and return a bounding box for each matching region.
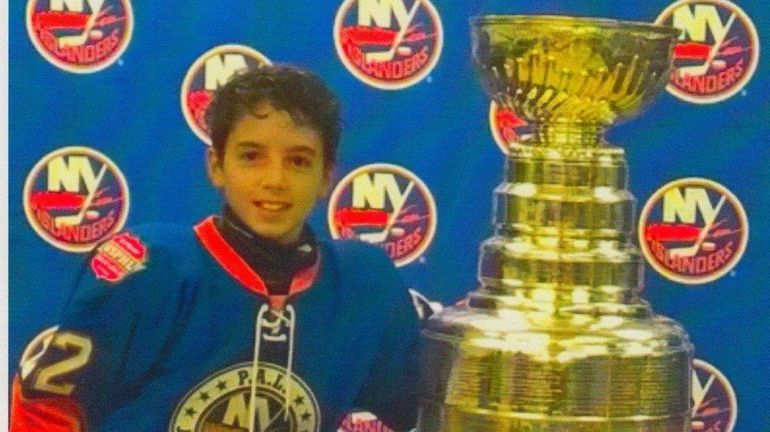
[417,16,693,431]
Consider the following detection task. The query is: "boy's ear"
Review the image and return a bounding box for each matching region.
[207,148,225,188]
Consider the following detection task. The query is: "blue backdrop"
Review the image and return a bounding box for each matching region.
[9,0,769,431]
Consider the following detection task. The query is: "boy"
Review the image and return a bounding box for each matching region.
[11,65,420,432]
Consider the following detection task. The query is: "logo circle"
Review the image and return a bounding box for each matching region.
[26,0,133,73]
[638,177,748,284]
[333,0,443,90]
[489,101,530,155]
[170,362,320,432]
[23,146,130,253]
[692,359,738,432]
[327,163,437,267]
[181,44,272,145]
[655,0,759,103]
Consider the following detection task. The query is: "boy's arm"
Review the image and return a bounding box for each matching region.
[10,232,178,432]
[11,326,92,432]
[352,251,423,431]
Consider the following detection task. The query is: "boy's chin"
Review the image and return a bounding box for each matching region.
[251,226,299,245]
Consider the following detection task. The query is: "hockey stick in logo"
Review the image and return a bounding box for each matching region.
[57,0,105,48]
[54,163,108,228]
[668,195,726,259]
[677,12,736,77]
[692,371,716,416]
[359,181,415,243]
[365,0,421,63]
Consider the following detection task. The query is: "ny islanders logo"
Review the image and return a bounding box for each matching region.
[181,45,272,144]
[334,0,443,90]
[489,101,529,155]
[691,359,737,432]
[26,0,133,73]
[639,178,748,284]
[655,0,759,103]
[23,146,130,252]
[170,362,320,432]
[328,164,436,267]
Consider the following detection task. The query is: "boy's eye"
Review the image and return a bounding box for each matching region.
[240,151,261,161]
[289,155,312,168]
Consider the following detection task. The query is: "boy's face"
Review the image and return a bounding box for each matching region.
[208,103,330,244]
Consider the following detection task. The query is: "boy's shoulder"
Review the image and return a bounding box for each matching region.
[87,221,203,285]
[319,238,405,299]
[321,238,394,269]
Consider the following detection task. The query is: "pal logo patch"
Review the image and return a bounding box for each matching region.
[181,44,272,144]
[23,146,130,253]
[171,362,320,432]
[691,359,737,432]
[334,0,443,90]
[638,178,747,284]
[655,0,759,103]
[26,0,133,73]
[489,101,529,155]
[328,164,436,267]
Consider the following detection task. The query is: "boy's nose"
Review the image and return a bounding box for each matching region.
[260,159,287,189]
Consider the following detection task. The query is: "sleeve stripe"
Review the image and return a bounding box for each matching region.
[10,375,86,432]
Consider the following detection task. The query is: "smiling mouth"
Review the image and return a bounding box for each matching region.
[254,201,292,212]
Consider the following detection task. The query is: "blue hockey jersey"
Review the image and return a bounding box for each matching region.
[12,216,420,432]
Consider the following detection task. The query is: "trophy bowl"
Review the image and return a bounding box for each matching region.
[472,15,678,144]
[417,16,693,432]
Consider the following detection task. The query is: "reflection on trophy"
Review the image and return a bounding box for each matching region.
[418,16,693,431]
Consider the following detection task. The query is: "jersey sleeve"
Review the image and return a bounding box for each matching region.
[10,231,184,432]
[352,248,422,431]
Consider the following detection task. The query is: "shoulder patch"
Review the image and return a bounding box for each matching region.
[90,232,148,283]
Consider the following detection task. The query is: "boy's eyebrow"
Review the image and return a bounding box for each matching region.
[234,141,319,156]
[286,144,318,156]
[233,141,264,151]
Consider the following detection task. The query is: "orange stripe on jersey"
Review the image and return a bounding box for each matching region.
[10,376,85,432]
[194,216,320,310]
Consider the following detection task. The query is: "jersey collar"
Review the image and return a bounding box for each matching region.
[194,216,320,309]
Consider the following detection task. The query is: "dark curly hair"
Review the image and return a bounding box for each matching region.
[206,64,342,168]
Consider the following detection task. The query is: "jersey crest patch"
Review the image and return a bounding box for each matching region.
[170,362,320,432]
[90,232,147,283]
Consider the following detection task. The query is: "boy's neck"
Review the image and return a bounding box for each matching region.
[216,205,317,295]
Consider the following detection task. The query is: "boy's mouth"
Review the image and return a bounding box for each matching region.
[253,200,291,212]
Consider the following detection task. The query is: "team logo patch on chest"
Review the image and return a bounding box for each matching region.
[171,362,320,432]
